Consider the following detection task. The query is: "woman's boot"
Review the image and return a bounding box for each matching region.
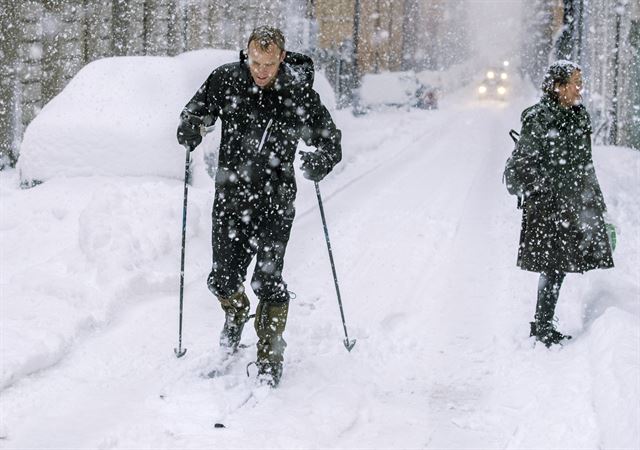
[531,271,571,347]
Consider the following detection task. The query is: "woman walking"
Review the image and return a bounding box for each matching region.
[514,60,614,347]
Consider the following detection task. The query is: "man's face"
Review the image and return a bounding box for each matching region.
[247,41,285,89]
[557,70,583,107]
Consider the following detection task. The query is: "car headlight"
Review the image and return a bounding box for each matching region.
[486,71,495,79]
[478,85,487,94]
[497,86,506,95]
[500,72,508,80]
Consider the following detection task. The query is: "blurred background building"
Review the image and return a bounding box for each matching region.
[1,0,638,168]
[553,0,640,146]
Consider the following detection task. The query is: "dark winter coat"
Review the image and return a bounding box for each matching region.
[515,96,614,273]
[181,51,342,217]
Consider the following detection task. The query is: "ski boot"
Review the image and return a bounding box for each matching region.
[254,300,289,387]
[218,290,250,353]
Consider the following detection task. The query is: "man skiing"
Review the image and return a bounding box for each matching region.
[176,26,342,386]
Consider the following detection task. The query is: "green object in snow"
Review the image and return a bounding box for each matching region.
[606,223,617,252]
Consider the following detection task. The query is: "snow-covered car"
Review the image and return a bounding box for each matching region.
[17,49,337,186]
[358,71,438,112]
[477,67,509,100]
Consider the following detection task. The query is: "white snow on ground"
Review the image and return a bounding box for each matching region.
[1,54,639,449]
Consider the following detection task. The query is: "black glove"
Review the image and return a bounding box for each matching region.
[300,151,330,182]
[177,115,203,150]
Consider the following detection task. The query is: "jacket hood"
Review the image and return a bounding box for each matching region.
[239,49,315,90]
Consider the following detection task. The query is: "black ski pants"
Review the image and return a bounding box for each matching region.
[535,270,566,325]
[207,201,294,304]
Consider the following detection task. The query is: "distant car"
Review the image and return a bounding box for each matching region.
[477,67,509,100]
[416,83,438,110]
[358,71,438,112]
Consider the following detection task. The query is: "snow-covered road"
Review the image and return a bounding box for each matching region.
[1,91,639,449]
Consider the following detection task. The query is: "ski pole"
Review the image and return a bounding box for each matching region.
[174,144,192,358]
[314,182,356,352]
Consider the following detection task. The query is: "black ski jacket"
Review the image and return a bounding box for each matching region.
[180,51,342,217]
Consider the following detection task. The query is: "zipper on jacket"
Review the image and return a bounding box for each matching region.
[257,118,273,154]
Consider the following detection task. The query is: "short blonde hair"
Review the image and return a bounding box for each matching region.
[248,26,285,52]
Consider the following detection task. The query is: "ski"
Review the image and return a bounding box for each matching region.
[203,344,250,379]
[212,384,272,429]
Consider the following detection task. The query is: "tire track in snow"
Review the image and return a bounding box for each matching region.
[280,103,520,448]
[295,110,453,221]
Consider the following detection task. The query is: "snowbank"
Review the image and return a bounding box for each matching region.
[17,49,336,185]
[588,307,640,449]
